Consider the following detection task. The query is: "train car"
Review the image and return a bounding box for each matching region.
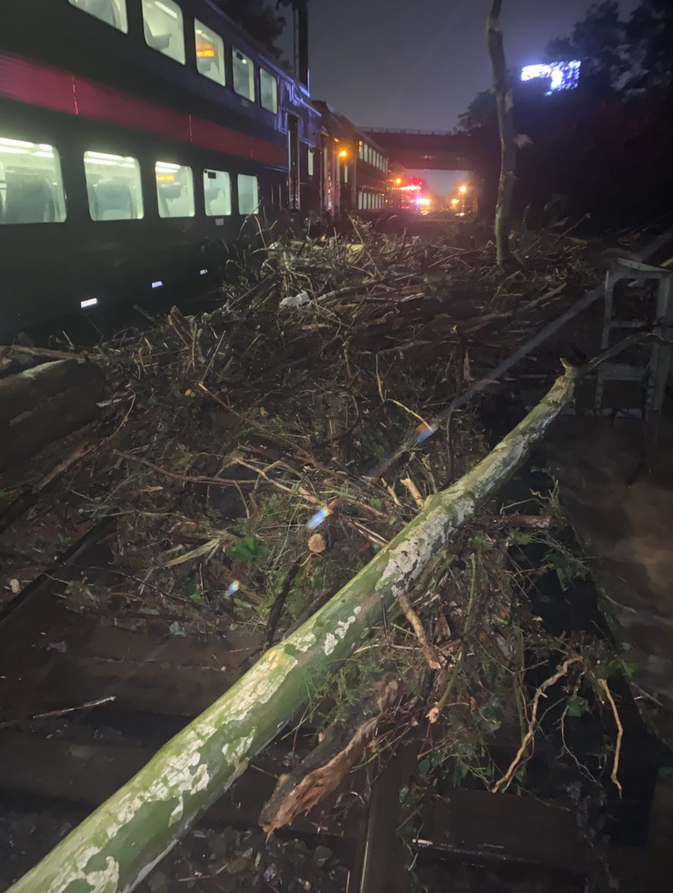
[0,0,322,335]
[310,101,390,219]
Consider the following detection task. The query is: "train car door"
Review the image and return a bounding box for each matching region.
[287,114,300,211]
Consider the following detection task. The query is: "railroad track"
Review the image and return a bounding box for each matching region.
[0,516,599,893]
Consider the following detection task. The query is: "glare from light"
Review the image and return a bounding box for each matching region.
[459,185,467,194]
[200,269,208,275]
[339,149,348,159]
[307,506,333,530]
[521,61,581,94]
[80,298,98,308]
[414,423,437,444]
[226,580,241,596]
[395,177,402,186]
[152,281,163,289]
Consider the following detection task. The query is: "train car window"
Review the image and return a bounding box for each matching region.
[307,149,314,178]
[0,138,67,225]
[203,169,231,216]
[142,0,185,65]
[195,20,225,86]
[260,70,278,114]
[343,164,348,184]
[68,0,128,32]
[155,162,195,218]
[84,151,143,221]
[233,50,255,101]
[237,174,259,215]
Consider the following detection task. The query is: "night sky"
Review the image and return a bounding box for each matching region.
[302,0,638,131]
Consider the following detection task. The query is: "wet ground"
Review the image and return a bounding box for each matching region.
[546,415,673,732]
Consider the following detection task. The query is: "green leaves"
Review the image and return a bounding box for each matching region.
[225,535,266,563]
[566,695,590,718]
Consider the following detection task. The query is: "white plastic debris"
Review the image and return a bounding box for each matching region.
[280,291,310,309]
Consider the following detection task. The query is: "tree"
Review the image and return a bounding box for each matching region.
[6,368,579,893]
[546,1,627,90]
[212,0,286,56]
[486,0,517,265]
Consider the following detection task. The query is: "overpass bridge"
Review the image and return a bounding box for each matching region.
[362,129,480,172]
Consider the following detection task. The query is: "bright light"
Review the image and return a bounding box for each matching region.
[152,281,163,289]
[200,269,208,275]
[400,184,421,192]
[0,138,34,148]
[80,298,98,309]
[459,185,467,194]
[521,61,581,94]
[307,506,333,530]
[451,198,459,206]
[339,149,348,159]
[395,177,402,186]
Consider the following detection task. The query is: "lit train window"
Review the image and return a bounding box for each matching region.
[0,138,67,225]
[155,162,195,218]
[260,69,278,114]
[344,164,348,184]
[84,152,143,221]
[233,50,255,101]
[68,0,128,32]
[358,143,363,160]
[203,169,231,216]
[142,0,185,65]
[237,174,259,215]
[307,149,314,178]
[195,20,225,86]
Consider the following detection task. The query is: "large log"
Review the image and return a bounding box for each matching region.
[6,365,578,893]
[0,359,105,473]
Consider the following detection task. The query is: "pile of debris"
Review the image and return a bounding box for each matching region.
[0,221,640,889]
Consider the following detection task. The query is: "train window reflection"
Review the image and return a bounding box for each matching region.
[260,69,278,113]
[142,0,185,65]
[0,137,67,225]
[156,162,195,218]
[203,169,232,216]
[237,174,259,215]
[84,151,143,221]
[195,20,225,86]
[233,50,255,101]
[68,0,128,32]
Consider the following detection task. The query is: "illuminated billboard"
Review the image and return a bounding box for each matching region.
[521,61,581,95]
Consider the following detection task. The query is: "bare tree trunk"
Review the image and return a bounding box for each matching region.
[7,367,578,893]
[487,0,516,265]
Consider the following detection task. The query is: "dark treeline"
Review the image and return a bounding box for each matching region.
[461,0,673,230]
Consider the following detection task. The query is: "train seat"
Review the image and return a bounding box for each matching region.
[4,174,57,224]
[89,179,135,220]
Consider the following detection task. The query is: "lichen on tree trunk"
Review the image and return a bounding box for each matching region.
[487,0,516,266]
[7,366,578,893]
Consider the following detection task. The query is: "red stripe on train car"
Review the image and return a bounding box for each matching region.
[0,51,286,167]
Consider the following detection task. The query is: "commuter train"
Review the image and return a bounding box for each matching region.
[0,0,391,335]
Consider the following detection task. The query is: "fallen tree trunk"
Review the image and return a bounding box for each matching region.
[0,359,105,473]
[7,365,578,893]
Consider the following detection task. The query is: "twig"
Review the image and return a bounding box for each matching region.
[265,560,301,649]
[492,657,582,793]
[0,696,116,729]
[400,477,424,510]
[397,593,442,671]
[598,678,624,797]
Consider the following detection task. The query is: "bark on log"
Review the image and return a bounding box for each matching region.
[6,366,578,893]
[487,0,516,266]
[0,359,105,473]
